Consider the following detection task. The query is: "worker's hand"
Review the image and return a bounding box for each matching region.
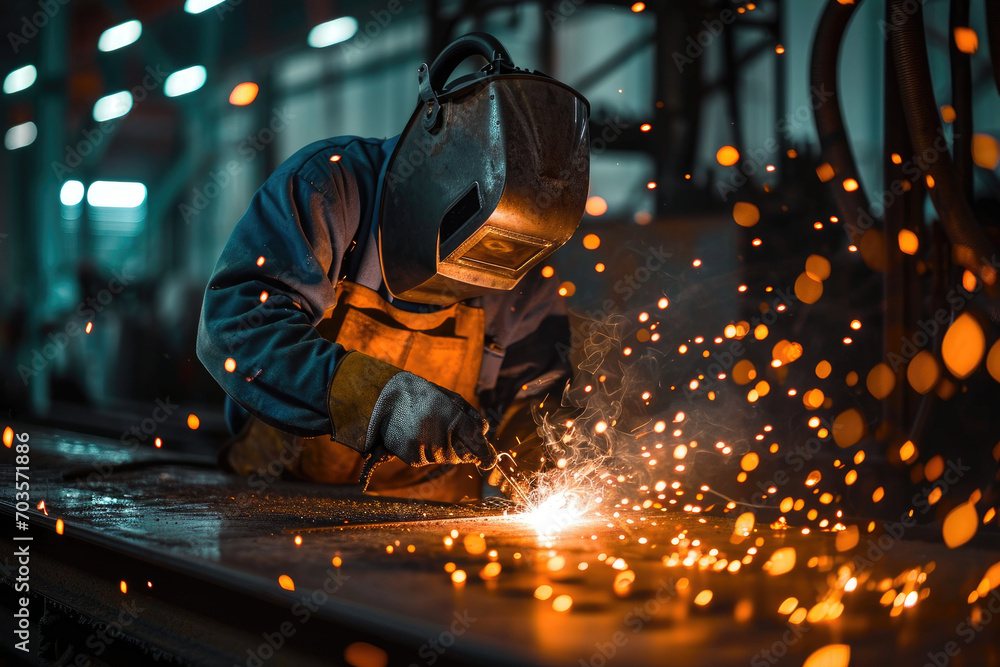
[369,371,497,468]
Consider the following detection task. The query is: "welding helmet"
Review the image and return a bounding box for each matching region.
[379,32,591,305]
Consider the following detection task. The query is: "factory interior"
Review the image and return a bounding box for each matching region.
[3,0,1000,665]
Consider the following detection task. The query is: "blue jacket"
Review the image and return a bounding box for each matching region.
[197,135,569,436]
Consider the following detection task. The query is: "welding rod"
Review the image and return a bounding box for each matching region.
[485,443,532,506]
[496,462,532,505]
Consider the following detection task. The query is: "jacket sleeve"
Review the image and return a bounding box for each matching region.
[477,264,572,424]
[196,158,360,437]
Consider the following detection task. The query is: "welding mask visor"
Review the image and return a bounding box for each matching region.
[378,32,591,306]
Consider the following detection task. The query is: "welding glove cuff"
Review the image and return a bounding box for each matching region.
[327,351,496,473]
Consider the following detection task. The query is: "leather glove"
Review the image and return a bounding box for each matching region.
[328,351,498,489]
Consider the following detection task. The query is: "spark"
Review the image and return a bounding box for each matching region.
[521,490,592,536]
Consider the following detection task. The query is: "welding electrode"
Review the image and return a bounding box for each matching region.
[483,442,532,505]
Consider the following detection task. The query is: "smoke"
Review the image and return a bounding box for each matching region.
[523,312,668,531]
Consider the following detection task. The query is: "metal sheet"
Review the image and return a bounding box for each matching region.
[3,423,1000,666]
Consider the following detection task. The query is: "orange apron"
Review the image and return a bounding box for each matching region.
[221,281,485,502]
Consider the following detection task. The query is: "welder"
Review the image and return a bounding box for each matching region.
[196,33,590,501]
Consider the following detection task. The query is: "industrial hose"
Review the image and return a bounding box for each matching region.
[810,0,875,245]
[888,0,997,285]
[950,0,973,203]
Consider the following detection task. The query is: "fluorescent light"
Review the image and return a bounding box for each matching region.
[164,66,206,98]
[61,180,85,224]
[98,20,142,52]
[87,181,147,208]
[307,17,358,48]
[93,91,133,122]
[60,180,85,206]
[3,65,37,94]
[184,0,226,14]
[4,121,37,150]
